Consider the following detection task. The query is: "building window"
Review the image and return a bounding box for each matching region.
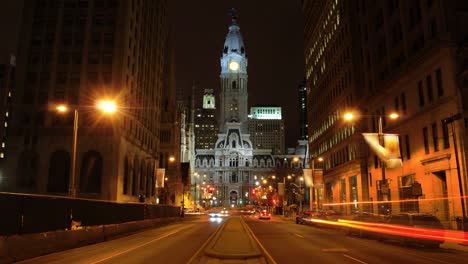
[405,134,411,159]
[394,96,399,111]
[432,123,439,152]
[400,92,407,114]
[442,119,450,149]
[349,176,358,213]
[436,68,443,96]
[423,127,429,154]
[340,178,346,213]
[418,81,425,107]
[426,75,433,103]
[398,174,419,212]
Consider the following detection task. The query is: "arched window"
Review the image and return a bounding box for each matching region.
[232,140,236,148]
[146,162,152,197]
[79,150,103,193]
[231,173,238,183]
[132,155,139,195]
[17,150,39,188]
[140,160,146,194]
[47,150,70,193]
[123,155,129,194]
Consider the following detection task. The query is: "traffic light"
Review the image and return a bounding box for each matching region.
[207,186,215,193]
[252,189,256,196]
[272,199,277,205]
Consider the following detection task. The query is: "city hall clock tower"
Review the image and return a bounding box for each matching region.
[219,9,248,132]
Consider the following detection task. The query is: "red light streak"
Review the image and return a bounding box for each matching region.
[308,219,468,244]
[323,195,468,207]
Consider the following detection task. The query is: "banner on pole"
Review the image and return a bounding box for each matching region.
[156,168,165,188]
[278,182,285,195]
[362,133,402,168]
[303,169,313,187]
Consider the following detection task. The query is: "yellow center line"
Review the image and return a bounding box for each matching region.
[89,224,193,264]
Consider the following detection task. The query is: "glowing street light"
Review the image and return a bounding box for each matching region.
[97,100,117,113]
[55,100,118,197]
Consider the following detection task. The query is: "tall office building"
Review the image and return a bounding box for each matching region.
[194,89,218,150]
[0,0,175,203]
[298,80,308,140]
[248,106,285,155]
[303,0,468,226]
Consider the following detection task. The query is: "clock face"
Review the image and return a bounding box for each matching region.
[229,61,240,71]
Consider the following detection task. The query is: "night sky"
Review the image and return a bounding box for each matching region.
[0,1,305,148]
[169,1,304,148]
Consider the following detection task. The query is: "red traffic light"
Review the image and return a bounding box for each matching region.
[252,189,256,196]
[272,199,277,205]
[208,186,215,193]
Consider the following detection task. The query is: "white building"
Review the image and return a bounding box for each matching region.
[193,10,281,207]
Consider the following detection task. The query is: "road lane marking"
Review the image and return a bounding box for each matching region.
[242,217,278,264]
[343,254,368,264]
[89,224,194,264]
[294,233,304,238]
[321,248,348,252]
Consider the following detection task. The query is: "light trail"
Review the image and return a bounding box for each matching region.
[309,219,468,244]
[323,195,468,207]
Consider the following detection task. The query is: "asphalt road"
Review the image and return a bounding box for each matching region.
[14,214,468,264]
[17,216,221,264]
[244,215,468,264]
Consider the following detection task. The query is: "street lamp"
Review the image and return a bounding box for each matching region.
[344,111,399,214]
[444,113,467,230]
[55,100,117,198]
[310,156,323,211]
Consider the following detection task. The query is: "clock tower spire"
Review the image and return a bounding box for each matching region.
[219,8,248,132]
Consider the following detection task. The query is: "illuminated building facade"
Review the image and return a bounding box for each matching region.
[248,106,285,155]
[194,89,218,150]
[0,0,176,203]
[193,10,278,207]
[304,0,468,227]
[298,80,308,141]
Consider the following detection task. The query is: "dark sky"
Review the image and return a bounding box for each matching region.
[169,1,305,148]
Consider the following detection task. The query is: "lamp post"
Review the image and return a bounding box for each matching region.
[310,156,323,212]
[56,100,117,198]
[444,113,467,230]
[344,111,399,215]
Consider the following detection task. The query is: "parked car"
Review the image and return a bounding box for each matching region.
[296,211,329,225]
[259,210,271,220]
[296,211,313,224]
[344,213,383,238]
[378,213,445,248]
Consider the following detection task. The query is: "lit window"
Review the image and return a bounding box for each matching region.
[4,122,7,127]
[0,153,4,158]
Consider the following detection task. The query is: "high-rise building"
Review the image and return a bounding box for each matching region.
[248,106,285,154]
[298,80,308,140]
[0,0,175,203]
[303,0,468,226]
[194,89,218,150]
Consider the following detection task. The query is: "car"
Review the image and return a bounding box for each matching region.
[258,210,271,220]
[344,213,383,238]
[296,211,329,225]
[296,211,312,224]
[378,213,445,248]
